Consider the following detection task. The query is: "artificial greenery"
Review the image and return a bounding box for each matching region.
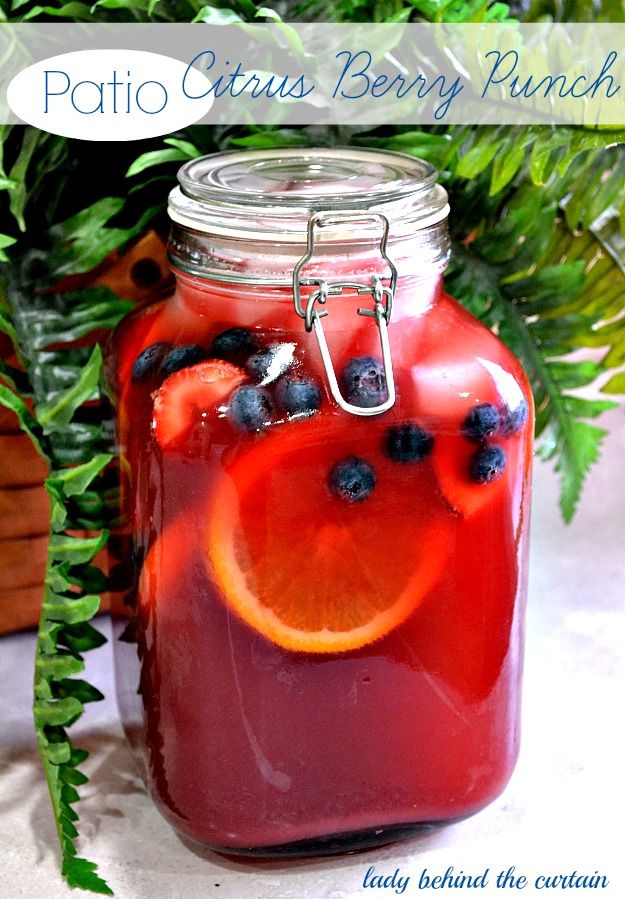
[1,0,625,894]
[0,280,132,893]
[0,194,143,894]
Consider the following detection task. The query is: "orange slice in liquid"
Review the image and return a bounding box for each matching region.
[206,418,451,653]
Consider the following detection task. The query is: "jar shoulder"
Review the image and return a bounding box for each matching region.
[402,291,533,430]
[106,285,533,428]
[431,291,531,393]
[444,291,527,367]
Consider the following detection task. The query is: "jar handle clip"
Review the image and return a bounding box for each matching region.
[292,212,398,417]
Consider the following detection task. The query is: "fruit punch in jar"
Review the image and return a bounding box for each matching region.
[107,149,533,855]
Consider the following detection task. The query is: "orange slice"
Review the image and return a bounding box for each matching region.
[205,419,451,653]
[431,434,508,518]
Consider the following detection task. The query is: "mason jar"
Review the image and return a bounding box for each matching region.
[107,148,533,856]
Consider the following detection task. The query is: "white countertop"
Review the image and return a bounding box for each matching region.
[1,408,624,899]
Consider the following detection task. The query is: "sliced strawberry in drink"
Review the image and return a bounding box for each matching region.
[153,361,246,452]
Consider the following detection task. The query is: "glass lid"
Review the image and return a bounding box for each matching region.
[168,148,449,243]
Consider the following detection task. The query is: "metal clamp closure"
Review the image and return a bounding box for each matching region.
[292,212,398,417]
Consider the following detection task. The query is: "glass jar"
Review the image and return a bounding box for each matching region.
[107,148,533,856]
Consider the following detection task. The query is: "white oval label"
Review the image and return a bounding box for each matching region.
[7,49,214,141]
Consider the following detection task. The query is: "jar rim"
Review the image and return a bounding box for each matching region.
[168,147,449,243]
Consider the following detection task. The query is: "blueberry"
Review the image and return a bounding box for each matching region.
[347,385,388,408]
[469,444,507,484]
[245,343,295,384]
[385,423,434,463]
[131,342,170,382]
[342,356,388,408]
[229,385,273,431]
[342,355,385,392]
[275,376,322,416]
[328,457,376,503]
[462,403,500,441]
[160,344,206,376]
[499,398,529,437]
[211,327,258,360]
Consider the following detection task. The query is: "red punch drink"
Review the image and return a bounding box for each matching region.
[108,149,532,855]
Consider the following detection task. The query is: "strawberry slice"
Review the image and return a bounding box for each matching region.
[153,361,246,452]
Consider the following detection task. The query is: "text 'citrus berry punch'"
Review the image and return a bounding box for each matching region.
[106,148,533,854]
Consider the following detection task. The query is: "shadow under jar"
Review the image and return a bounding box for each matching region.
[106,148,533,856]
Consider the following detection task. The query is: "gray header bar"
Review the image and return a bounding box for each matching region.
[2,23,625,131]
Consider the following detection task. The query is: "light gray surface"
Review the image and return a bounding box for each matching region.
[1,409,624,899]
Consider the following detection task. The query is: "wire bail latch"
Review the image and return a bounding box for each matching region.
[292,212,398,417]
